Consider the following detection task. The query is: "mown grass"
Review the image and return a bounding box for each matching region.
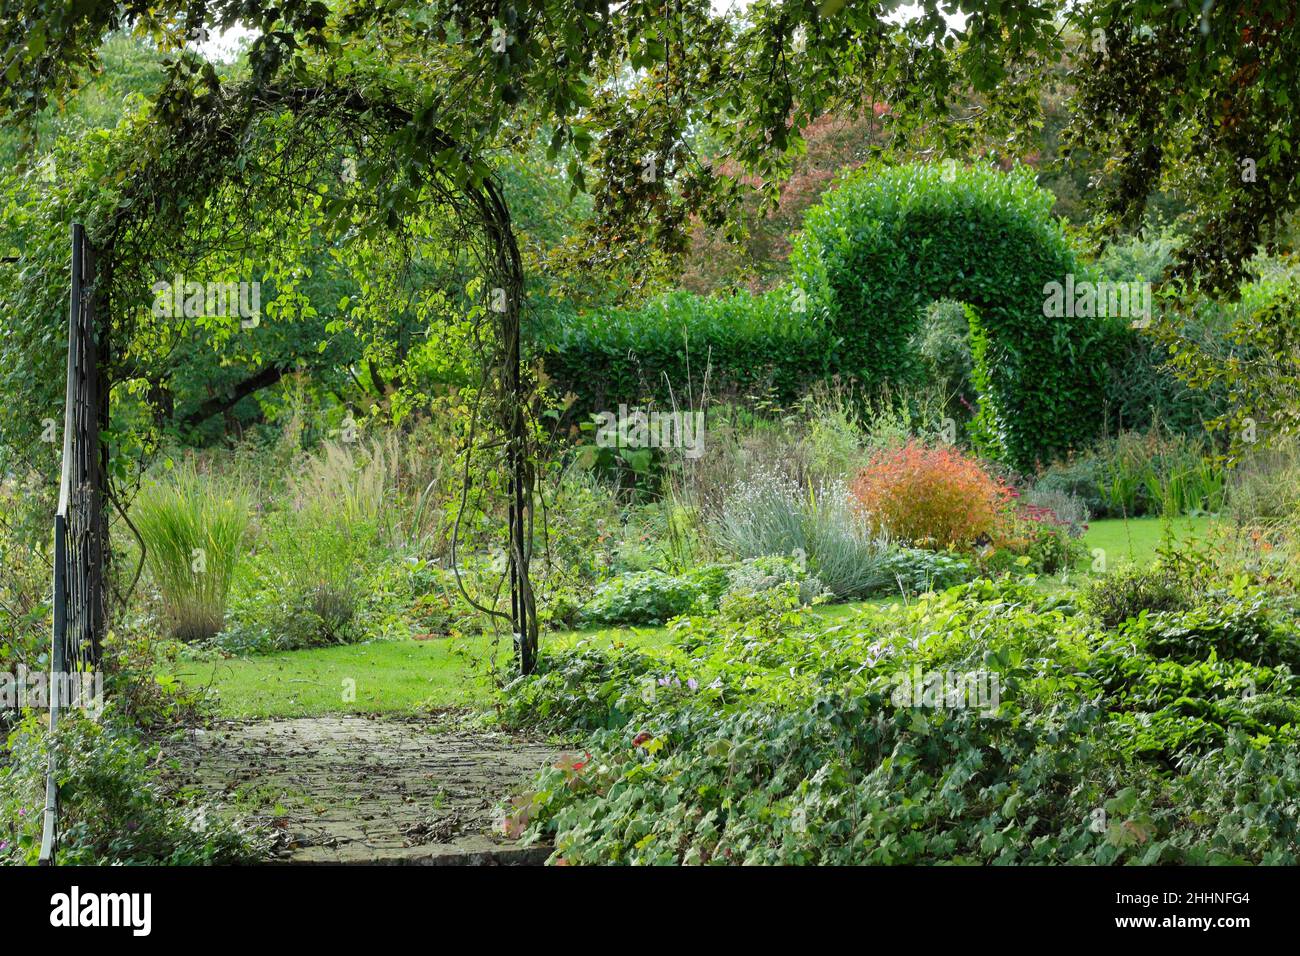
[176,636,497,718]
[177,515,1213,719]
[176,622,686,718]
[1077,515,1211,570]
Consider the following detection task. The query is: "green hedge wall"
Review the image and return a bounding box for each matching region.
[536,288,834,414]
[790,162,1116,470]
[540,164,1117,470]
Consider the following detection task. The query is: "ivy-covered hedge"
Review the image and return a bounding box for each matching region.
[536,289,833,415]
[790,162,1117,471]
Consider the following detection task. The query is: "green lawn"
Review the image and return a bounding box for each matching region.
[177,516,1213,719]
[1077,515,1211,570]
[175,635,495,718]
[175,622,683,719]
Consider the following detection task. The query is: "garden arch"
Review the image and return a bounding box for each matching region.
[68,79,539,674]
[792,163,1115,470]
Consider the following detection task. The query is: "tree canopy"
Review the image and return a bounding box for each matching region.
[4,2,1296,293]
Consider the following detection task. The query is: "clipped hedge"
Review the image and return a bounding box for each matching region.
[791,162,1115,470]
[540,164,1118,470]
[537,288,832,415]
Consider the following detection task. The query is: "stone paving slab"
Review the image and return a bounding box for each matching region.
[163,715,560,864]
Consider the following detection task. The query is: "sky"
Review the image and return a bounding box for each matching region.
[195,25,254,61]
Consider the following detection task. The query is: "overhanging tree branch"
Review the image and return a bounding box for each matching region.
[179,363,292,429]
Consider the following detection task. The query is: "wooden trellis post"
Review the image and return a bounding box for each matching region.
[39,222,108,865]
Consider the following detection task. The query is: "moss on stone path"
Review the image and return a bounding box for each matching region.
[163,715,561,864]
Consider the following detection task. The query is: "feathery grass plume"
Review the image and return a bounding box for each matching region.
[132,462,250,641]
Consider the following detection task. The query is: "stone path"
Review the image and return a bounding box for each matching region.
[163,715,560,864]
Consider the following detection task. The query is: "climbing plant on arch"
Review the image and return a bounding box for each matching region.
[791,163,1117,470]
[1,76,542,670]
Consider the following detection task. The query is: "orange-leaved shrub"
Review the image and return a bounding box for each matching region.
[850,441,1011,548]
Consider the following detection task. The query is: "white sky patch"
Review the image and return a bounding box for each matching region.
[194,24,257,62]
[712,0,966,29]
[893,2,967,30]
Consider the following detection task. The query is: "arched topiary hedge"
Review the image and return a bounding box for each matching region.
[790,163,1115,470]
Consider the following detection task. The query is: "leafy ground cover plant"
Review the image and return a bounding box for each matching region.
[880,548,974,594]
[576,556,820,628]
[576,567,722,628]
[725,555,826,606]
[1120,584,1300,670]
[501,577,1300,864]
[1,713,265,865]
